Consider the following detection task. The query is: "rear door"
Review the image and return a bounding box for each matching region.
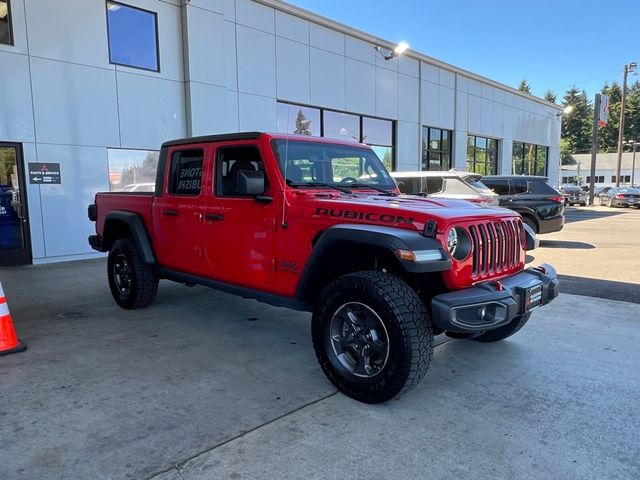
[152,144,210,273]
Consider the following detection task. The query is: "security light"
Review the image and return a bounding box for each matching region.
[375,42,410,61]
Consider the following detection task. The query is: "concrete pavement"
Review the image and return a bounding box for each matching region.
[1,260,638,479]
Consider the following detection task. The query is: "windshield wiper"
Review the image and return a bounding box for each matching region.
[286,180,351,194]
[341,183,398,196]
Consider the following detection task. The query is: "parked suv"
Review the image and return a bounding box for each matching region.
[481,176,565,234]
[559,185,587,206]
[391,171,499,206]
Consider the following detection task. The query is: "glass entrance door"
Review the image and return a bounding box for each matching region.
[0,143,31,266]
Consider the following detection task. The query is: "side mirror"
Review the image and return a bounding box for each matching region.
[237,170,266,196]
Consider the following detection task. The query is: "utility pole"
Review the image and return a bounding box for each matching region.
[588,94,601,205]
[616,62,637,187]
[625,141,639,186]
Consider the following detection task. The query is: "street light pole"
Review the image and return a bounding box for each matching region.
[633,144,637,186]
[616,61,637,187]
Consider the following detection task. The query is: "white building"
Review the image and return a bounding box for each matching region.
[0,0,562,266]
[561,153,640,187]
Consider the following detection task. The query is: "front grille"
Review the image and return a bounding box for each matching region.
[467,218,523,278]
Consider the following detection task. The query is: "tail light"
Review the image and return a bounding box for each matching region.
[616,193,624,199]
[470,197,494,205]
[549,196,564,203]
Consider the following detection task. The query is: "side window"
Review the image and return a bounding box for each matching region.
[169,149,203,195]
[425,177,444,194]
[510,179,528,195]
[484,179,509,195]
[215,146,267,196]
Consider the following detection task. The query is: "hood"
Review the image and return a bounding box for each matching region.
[289,191,519,233]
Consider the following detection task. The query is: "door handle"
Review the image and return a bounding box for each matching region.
[163,210,179,217]
[205,213,224,221]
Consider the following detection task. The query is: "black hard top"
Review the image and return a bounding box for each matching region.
[161,132,262,148]
[482,175,549,181]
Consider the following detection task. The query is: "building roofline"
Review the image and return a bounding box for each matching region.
[259,0,563,111]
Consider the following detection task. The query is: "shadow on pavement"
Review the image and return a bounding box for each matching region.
[558,274,640,304]
[539,240,595,249]
[563,207,627,224]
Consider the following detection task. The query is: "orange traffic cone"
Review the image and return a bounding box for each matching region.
[0,280,26,356]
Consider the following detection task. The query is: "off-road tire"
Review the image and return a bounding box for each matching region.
[108,238,158,309]
[471,312,531,343]
[311,271,433,403]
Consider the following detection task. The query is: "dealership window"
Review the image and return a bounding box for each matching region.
[276,101,396,170]
[611,175,631,184]
[106,1,159,72]
[586,176,605,184]
[107,149,159,192]
[467,135,498,175]
[562,176,577,184]
[422,127,452,171]
[0,0,12,45]
[512,142,548,176]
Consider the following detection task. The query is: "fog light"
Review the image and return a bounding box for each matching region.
[451,302,509,328]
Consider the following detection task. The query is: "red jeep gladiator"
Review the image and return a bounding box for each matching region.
[88,132,558,403]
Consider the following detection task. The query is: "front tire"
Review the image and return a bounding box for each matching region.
[471,313,531,343]
[312,271,433,404]
[108,238,158,309]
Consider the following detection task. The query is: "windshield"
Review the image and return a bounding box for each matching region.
[271,139,396,190]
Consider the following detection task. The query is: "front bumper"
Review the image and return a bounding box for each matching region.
[431,263,559,333]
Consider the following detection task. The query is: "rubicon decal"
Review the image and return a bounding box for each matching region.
[315,208,415,225]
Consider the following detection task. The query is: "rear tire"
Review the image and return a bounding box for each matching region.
[311,271,433,403]
[108,238,158,309]
[522,217,537,234]
[471,313,531,343]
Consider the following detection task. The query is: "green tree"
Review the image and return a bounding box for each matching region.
[294,109,311,135]
[518,79,532,94]
[624,80,640,146]
[561,86,593,154]
[560,138,574,165]
[598,82,622,152]
[544,90,557,103]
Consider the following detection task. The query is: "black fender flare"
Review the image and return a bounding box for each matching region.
[103,211,156,264]
[295,224,451,301]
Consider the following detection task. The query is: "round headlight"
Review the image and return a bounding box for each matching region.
[447,228,459,255]
[446,227,471,260]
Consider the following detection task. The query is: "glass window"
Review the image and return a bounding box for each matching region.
[107,1,159,71]
[371,145,393,172]
[467,135,498,175]
[107,149,159,192]
[323,111,360,142]
[483,178,510,195]
[169,150,203,195]
[363,117,392,146]
[276,103,321,137]
[510,179,529,194]
[422,127,453,171]
[535,147,547,176]
[512,141,548,176]
[215,146,267,196]
[0,1,12,45]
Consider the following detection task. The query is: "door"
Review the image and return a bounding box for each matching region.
[0,143,31,266]
[201,142,276,288]
[151,145,210,273]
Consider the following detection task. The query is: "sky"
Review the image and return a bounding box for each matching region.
[287,0,640,102]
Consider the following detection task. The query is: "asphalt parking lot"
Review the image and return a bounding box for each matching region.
[1,207,639,480]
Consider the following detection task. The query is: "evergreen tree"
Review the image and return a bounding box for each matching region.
[544,90,557,103]
[294,110,312,135]
[598,83,622,152]
[561,86,593,154]
[518,79,532,94]
[624,80,640,146]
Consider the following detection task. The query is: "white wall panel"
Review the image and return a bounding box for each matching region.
[236,26,276,97]
[185,7,225,86]
[224,20,238,91]
[396,122,420,171]
[117,73,186,149]
[397,74,419,123]
[310,24,345,55]
[238,93,276,131]
[236,0,275,34]
[0,0,27,54]
[345,59,375,116]
[0,52,35,142]
[504,92,516,107]
[457,75,469,93]
[453,130,468,170]
[439,69,455,88]
[25,0,111,69]
[480,98,493,135]
[276,37,310,104]
[376,67,398,119]
[493,88,506,105]
[438,86,455,130]
[468,79,482,97]
[275,11,309,43]
[36,144,109,257]
[310,48,345,110]
[455,91,469,132]
[21,143,45,259]
[189,0,235,20]
[225,90,240,131]
[492,103,505,138]
[503,106,514,139]
[345,36,375,64]
[499,141,513,175]
[398,57,419,78]
[421,62,439,84]
[31,58,119,146]
[468,94,482,133]
[421,81,438,127]
[187,83,228,136]
[481,84,493,100]
[375,51,398,72]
